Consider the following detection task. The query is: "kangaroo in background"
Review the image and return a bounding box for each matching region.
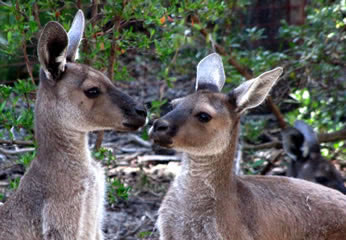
[150,53,346,240]
[282,120,346,194]
[0,10,146,240]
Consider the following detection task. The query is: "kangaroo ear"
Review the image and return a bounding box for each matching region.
[294,120,320,154]
[67,10,85,61]
[37,21,68,83]
[195,53,225,92]
[281,127,305,161]
[230,67,283,113]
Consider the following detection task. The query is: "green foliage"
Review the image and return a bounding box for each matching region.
[150,99,168,116]
[0,0,345,203]
[9,177,21,190]
[0,79,35,140]
[17,151,36,169]
[286,88,345,159]
[93,147,116,166]
[92,147,130,203]
[107,178,131,204]
[243,157,266,175]
[137,231,152,239]
[243,119,267,143]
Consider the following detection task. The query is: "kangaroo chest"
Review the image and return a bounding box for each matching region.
[78,159,105,237]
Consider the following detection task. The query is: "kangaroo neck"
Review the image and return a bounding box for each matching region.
[182,118,240,198]
[34,108,90,171]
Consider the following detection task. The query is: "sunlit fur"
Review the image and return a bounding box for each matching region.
[0,11,146,240]
[151,69,346,240]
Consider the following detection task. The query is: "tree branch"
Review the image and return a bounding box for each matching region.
[243,128,346,150]
[16,0,35,85]
[318,128,346,143]
[0,139,34,146]
[95,17,121,150]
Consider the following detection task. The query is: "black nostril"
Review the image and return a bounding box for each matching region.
[154,120,169,132]
[135,104,147,117]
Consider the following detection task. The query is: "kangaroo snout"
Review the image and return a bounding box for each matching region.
[122,103,147,131]
[149,119,173,147]
[135,104,147,118]
[153,119,170,133]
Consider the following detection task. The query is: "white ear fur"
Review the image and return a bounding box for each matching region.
[233,67,283,112]
[294,120,319,156]
[195,53,225,92]
[67,10,85,61]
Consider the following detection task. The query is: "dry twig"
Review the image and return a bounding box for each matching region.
[137,155,181,163]
[0,139,34,146]
[0,147,35,155]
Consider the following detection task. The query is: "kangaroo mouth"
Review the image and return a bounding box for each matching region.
[122,122,144,131]
[154,140,173,148]
[149,133,173,148]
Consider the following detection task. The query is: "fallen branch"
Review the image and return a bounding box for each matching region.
[243,141,282,150]
[0,139,34,146]
[0,147,35,155]
[260,150,284,175]
[127,134,152,148]
[137,155,181,163]
[116,152,141,162]
[102,143,150,153]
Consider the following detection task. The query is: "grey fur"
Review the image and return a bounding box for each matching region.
[150,57,346,240]
[0,10,146,240]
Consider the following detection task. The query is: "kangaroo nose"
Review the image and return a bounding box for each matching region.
[153,119,169,132]
[135,104,147,118]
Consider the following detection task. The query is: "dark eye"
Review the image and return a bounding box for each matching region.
[84,87,101,99]
[196,112,212,123]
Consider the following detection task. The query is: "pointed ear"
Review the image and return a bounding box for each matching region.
[67,10,85,61]
[230,67,283,113]
[294,120,320,153]
[281,127,305,161]
[37,21,68,84]
[195,53,225,92]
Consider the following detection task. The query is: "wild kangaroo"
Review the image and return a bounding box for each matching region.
[282,120,346,194]
[0,10,146,240]
[150,53,346,240]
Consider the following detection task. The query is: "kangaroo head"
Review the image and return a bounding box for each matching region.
[282,120,346,194]
[36,10,146,132]
[150,53,283,156]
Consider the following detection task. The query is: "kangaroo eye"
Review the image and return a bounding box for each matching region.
[84,87,101,99]
[196,112,212,123]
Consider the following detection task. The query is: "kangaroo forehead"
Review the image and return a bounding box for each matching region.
[65,62,111,84]
[174,92,230,110]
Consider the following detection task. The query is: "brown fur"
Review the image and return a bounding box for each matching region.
[0,10,146,240]
[150,54,346,240]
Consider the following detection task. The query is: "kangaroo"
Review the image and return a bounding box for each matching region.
[149,53,346,240]
[0,10,147,240]
[282,120,346,194]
